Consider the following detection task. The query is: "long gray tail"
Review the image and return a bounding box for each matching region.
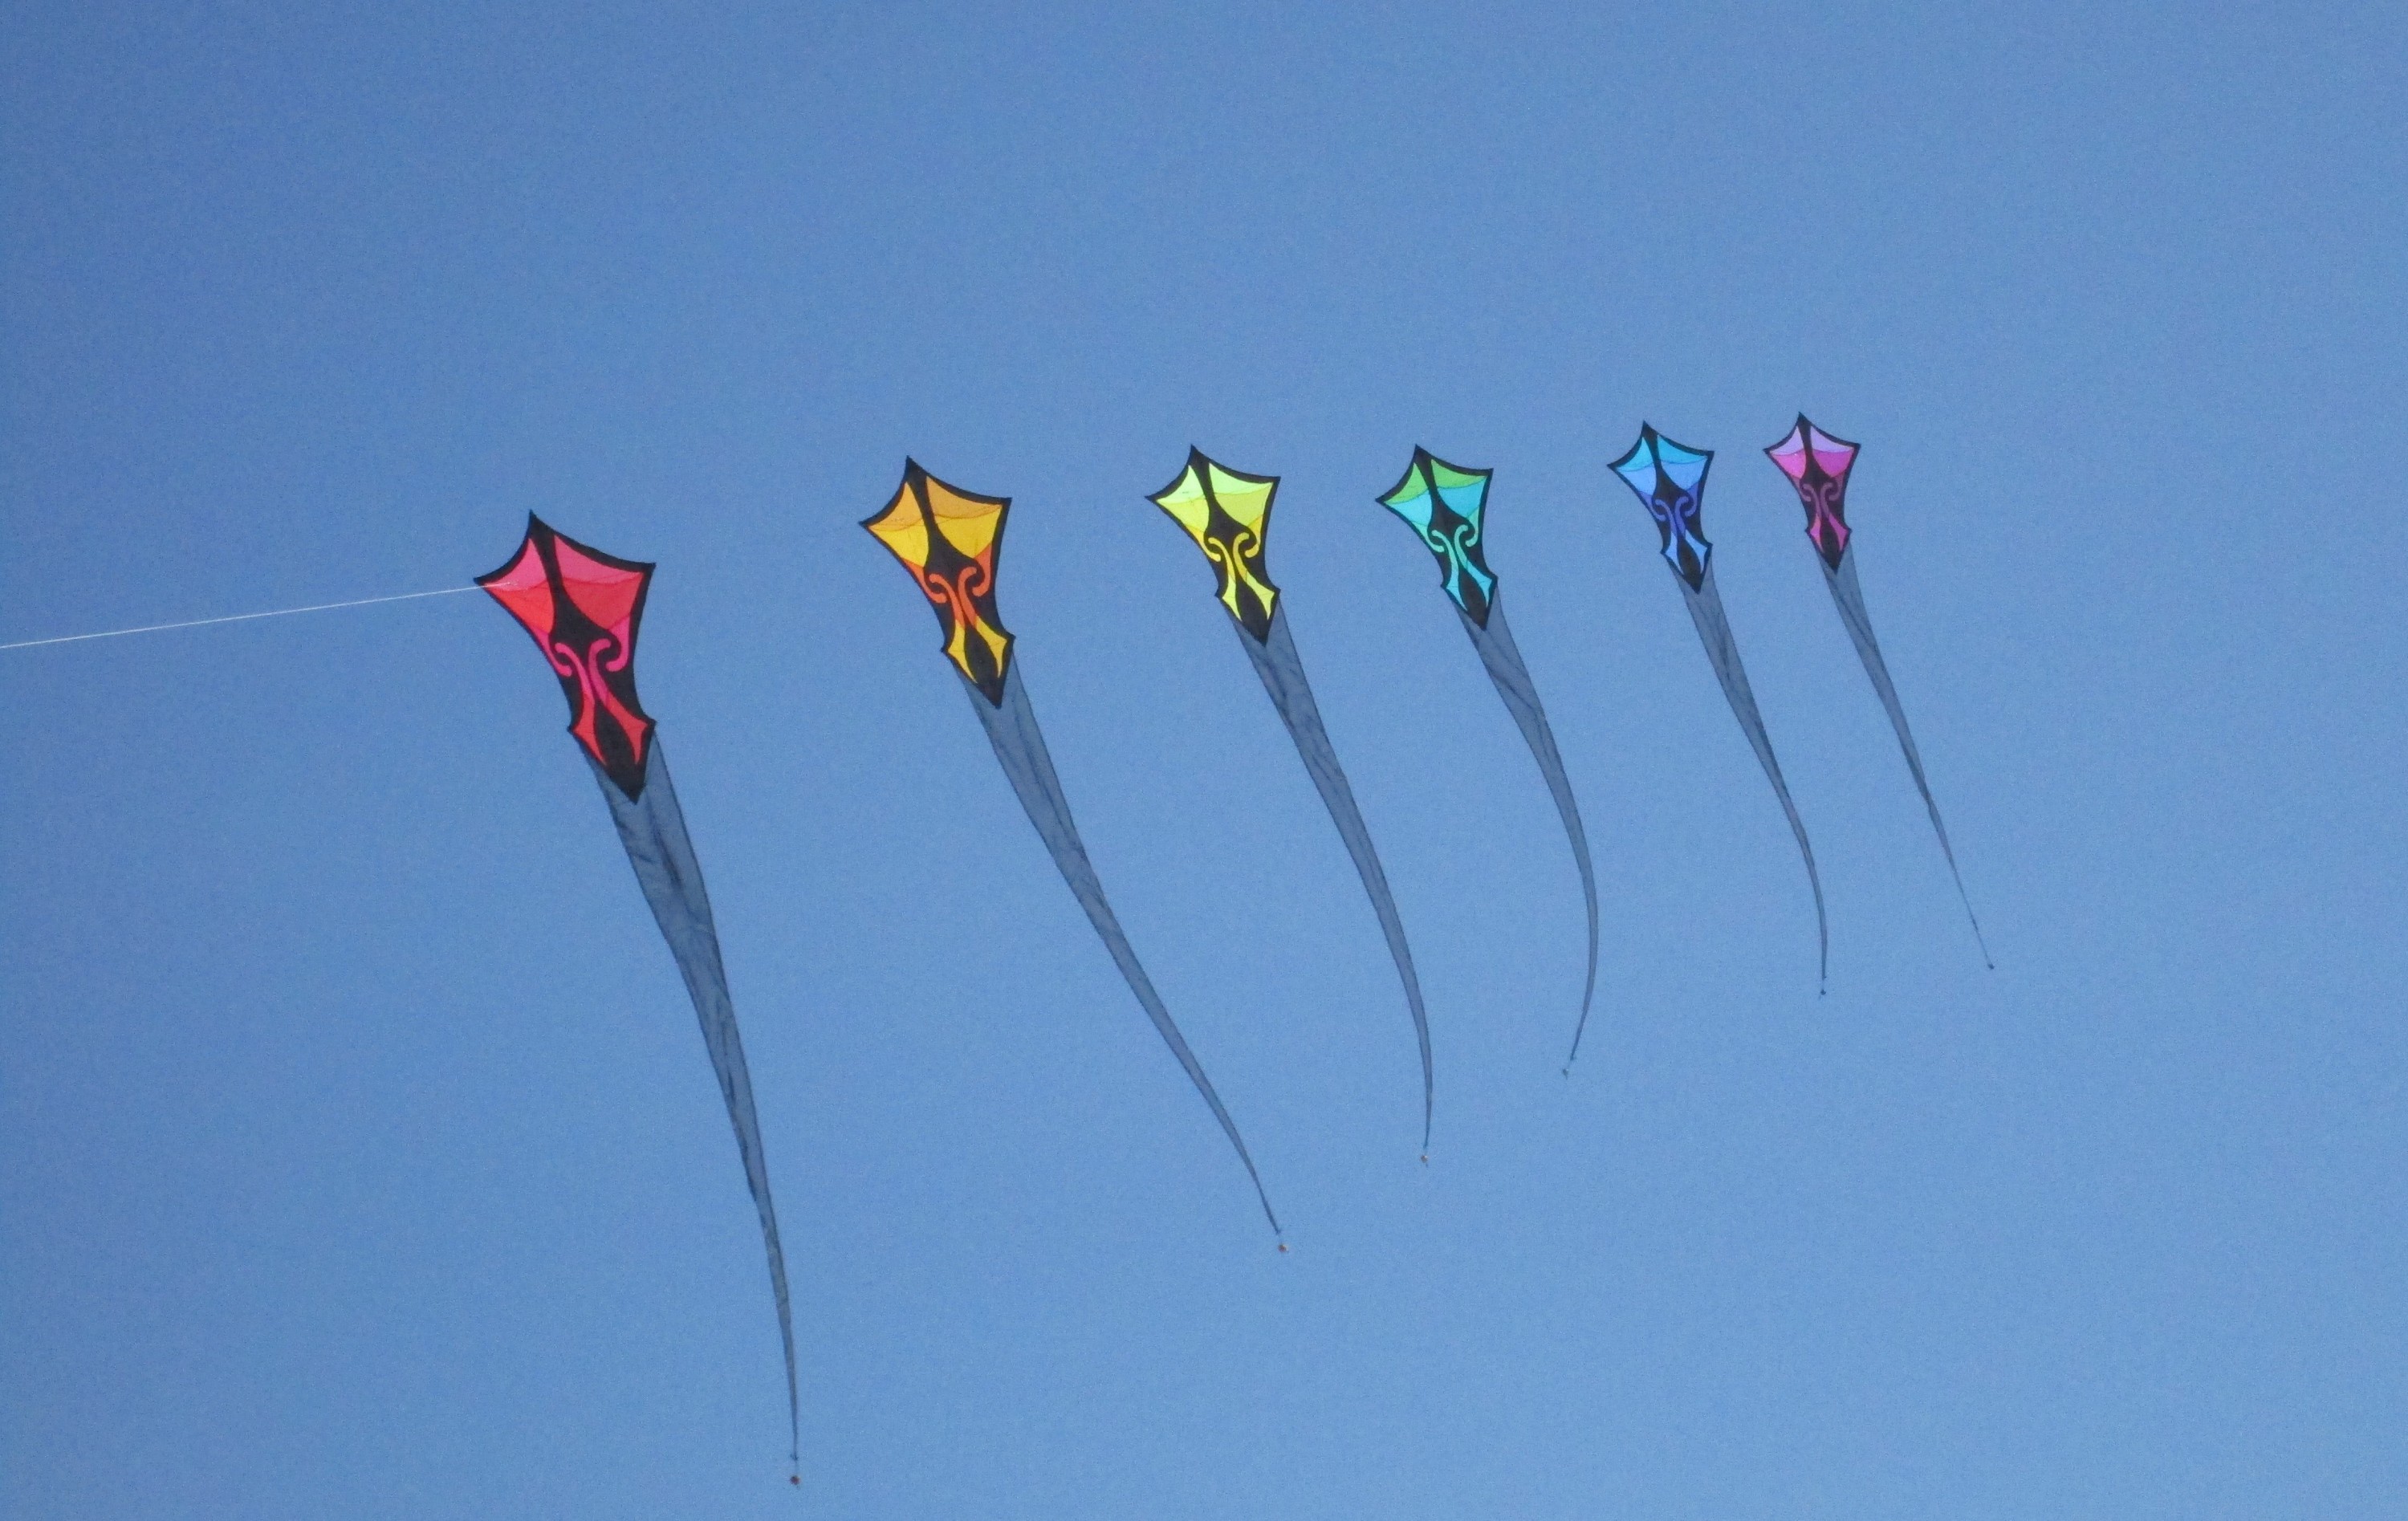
[1824,551,1991,967]
[1243,605,1434,1152]
[968,664,1281,1235]
[1680,566,1828,990]
[594,741,802,1470]
[1461,600,1603,1068]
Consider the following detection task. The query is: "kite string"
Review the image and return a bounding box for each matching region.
[0,585,479,651]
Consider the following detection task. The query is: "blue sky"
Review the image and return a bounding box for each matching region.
[5,2,2404,1515]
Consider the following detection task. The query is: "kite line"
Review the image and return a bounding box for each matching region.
[0,585,478,651]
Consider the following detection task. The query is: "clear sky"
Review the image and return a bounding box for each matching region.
[5,2,2403,1515]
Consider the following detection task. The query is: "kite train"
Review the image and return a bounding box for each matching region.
[1611,425,1830,988]
[864,462,1281,1235]
[1375,449,1604,1067]
[1767,417,1991,966]
[478,517,802,1476]
[1151,449,1436,1151]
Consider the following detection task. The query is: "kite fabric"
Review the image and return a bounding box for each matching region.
[1766,417,1991,966]
[863,461,1280,1237]
[477,517,801,1474]
[1611,426,1830,989]
[1152,449,1436,1151]
[1376,449,1604,1067]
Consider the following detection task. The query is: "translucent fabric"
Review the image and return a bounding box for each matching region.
[591,741,799,1466]
[1679,563,1828,988]
[1462,596,1603,1063]
[1240,605,1434,1150]
[1822,548,1990,965]
[966,662,1279,1234]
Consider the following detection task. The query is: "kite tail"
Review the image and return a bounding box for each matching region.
[1824,552,1991,969]
[1243,606,1434,1152]
[592,742,803,1470]
[1460,599,1603,1070]
[1681,567,1829,990]
[966,664,1283,1237]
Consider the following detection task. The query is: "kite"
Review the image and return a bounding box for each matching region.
[1766,417,1991,965]
[1151,449,1435,1152]
[863,461,1280,1237]
[1610,425,1829,988]
[478,517,802,1478]
[1375,449,1604,1068]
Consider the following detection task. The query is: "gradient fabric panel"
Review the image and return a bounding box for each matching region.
[965,662,1279,1234]
[1150,450,1282,641]
[1612,428,1714,591]
[1680,564,1829,987]
[861,462,1015,705]
[479,517,659,799]
[1765,417,1858,571]
[590,741,800,1469]
[1377,450,1499,627]
[1461,597,1603,1063]
[1242,604,1435,1150]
